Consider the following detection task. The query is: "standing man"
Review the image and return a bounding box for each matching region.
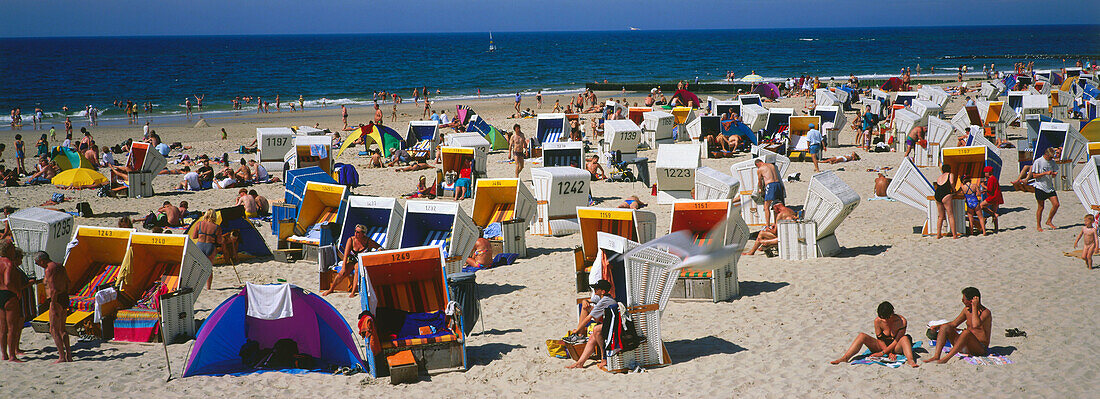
[904,125,925,160]
[373,104,384,125]
[806,123,824,172]
[195,94,204,111]
[341,105,349,129]
[37,252,72,363]
[756,158,784,226]
[514,92,522,114]
[510,124,527,178]
[1029,147,1059,231]
[185,98,193,118]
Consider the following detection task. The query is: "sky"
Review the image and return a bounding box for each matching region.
[1,0,1097,37]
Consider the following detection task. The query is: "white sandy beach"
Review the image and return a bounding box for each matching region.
[1,84,1097,398]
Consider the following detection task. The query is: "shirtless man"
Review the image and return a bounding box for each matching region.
[38,252,72,363]
[924,287,992,364]
[742,203,798,255]
[874,173,891,198]
[0,240,26,362]
[585,156,607,180]
[236,188,259,218]
[756,158,784,225]
[249,190,269,216]
[904,126,925,159]
[234,158,253,182]
[373,104,384,125]
[510,124,527,178]
[158,200,182,226]
[465,237,493,269]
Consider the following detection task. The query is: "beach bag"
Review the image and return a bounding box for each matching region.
[546,339,569,359]
[619,317,645,352]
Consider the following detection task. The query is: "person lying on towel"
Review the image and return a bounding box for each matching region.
[566,279,614,369]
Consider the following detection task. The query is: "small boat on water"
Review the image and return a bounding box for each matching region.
[489,32,496,52]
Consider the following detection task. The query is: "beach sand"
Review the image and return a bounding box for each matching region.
[1,85,1097,398]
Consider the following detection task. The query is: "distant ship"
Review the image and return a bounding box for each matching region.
[489,32,496,52]
[629,27,640,31]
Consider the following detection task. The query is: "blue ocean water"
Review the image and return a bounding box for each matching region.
[1,25,1097,123]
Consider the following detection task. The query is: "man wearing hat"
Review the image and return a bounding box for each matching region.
[806,122,824,172]
[566,279,614,369]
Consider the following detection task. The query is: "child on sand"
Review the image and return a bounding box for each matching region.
[1074,214,1096,269]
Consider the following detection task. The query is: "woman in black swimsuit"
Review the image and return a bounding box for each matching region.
[323,224,380,298]
[0,242,27,362]
[831,301,919,367]
[934,164,961,239]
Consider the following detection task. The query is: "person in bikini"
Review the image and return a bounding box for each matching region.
[192,210,222,289]
[323,224,380,297]
[465,237,493,270]
[38,252,72,363]
[925,287,992,363]
[821,152,861,164]
[617,195,646,209]
[960,175,986,235]
[831,301,919,367]
[933,164,960,239]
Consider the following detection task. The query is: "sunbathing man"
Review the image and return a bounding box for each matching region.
[38,251,72,363]
[585,156,607,180]
[821,152,861,164]
[395,159,433,172]
[566,279,614,369]
[874,173,891,198]
[617,195,646,209]
[924,287,992,363]
[742,203,798,255]
[465,237,493,270]
[234,158,252,182]
[830,301,918,367]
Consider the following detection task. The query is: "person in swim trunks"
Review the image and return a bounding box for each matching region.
[925,287,992,364]
[510,124,527,178]
[465,237,494,270]
[756,158,784,225]
[38,251,72,362]
[831,301,919,367]
[904,126,926,159]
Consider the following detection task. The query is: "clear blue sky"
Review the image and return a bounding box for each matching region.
[2,0,1097,37]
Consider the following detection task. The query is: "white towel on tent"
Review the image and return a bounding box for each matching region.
[246,283,294,320]
[358,263,378,314]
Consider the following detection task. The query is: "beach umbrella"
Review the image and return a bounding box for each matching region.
[50,146,95,170]
[741,74,765,83]
[753,82,781,99]
[672,89,702,108]
[52,168,107,189]
[1080,119,1100,142]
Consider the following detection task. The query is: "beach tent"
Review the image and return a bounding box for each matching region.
[30,226,131,336]
[356,247,466,377]
[780,171,859,259]
[455,105,475,126]
[572,207,656,292]
[741,104,769,133]
[880,77,905,91]
[284,166,337,207]
[535,113,568,147]
[655,144,700,204]
[1072,155,1100,216]
[642,110,675,147]
[466,115,508,151]
[530,166,589,237]
[284,135,334,176]
[112,232,212,342]
[886,157,965,236]
[539,141,584,168]
[473,179,535,257]
[339,196,403,250]
[51,146,95,171]
[399,200,478,274]
[182,284,363,377]
[255,128,296,172]
[753,83,780,100]
[694,166,739,201]
[126,142,167,175]
[286,182,348,247]
[338,123,403,159]
[52,168,107,189]
[185,205,271,264]
[671,89,701,107]
[668,199,748,301]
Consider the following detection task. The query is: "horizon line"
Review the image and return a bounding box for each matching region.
[2,23,1096,40]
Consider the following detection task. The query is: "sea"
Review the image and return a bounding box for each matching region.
[1,25,1097,125]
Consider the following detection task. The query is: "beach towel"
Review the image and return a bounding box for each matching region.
[309,144,328,158]
[929,341,1015,365]
[113,308,162,342]
[866,196,897,202]
[423,230,452,257]
[482,222,503,239]
[246,283,294,320]
[850,341,922,367]
[489,203,515,224]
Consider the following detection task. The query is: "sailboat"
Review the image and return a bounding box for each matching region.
[488,32,496,52]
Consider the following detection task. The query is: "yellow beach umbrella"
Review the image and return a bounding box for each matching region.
[52,168,108,189]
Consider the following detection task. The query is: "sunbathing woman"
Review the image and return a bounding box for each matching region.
[821,152,861,164]
[323,224,381,297]
[830,301,919,368]
[396,160,433,172]
[617,195,646,209]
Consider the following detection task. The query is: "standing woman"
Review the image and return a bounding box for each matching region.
[934,164,960,239]
[192,210,222,289]
[323,224,380,298]
[979,166,1003,234]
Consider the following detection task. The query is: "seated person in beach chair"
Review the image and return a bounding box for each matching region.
[453,159,473,200]
[924,287,992,364]
[742,203,798,256]
[821,152,861,164]
[830,301,919,368]
[565,279,614,369]
[465,237,493,270]
[585,156,607,181]
[322,224,381,297]
[616,195,646,210]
